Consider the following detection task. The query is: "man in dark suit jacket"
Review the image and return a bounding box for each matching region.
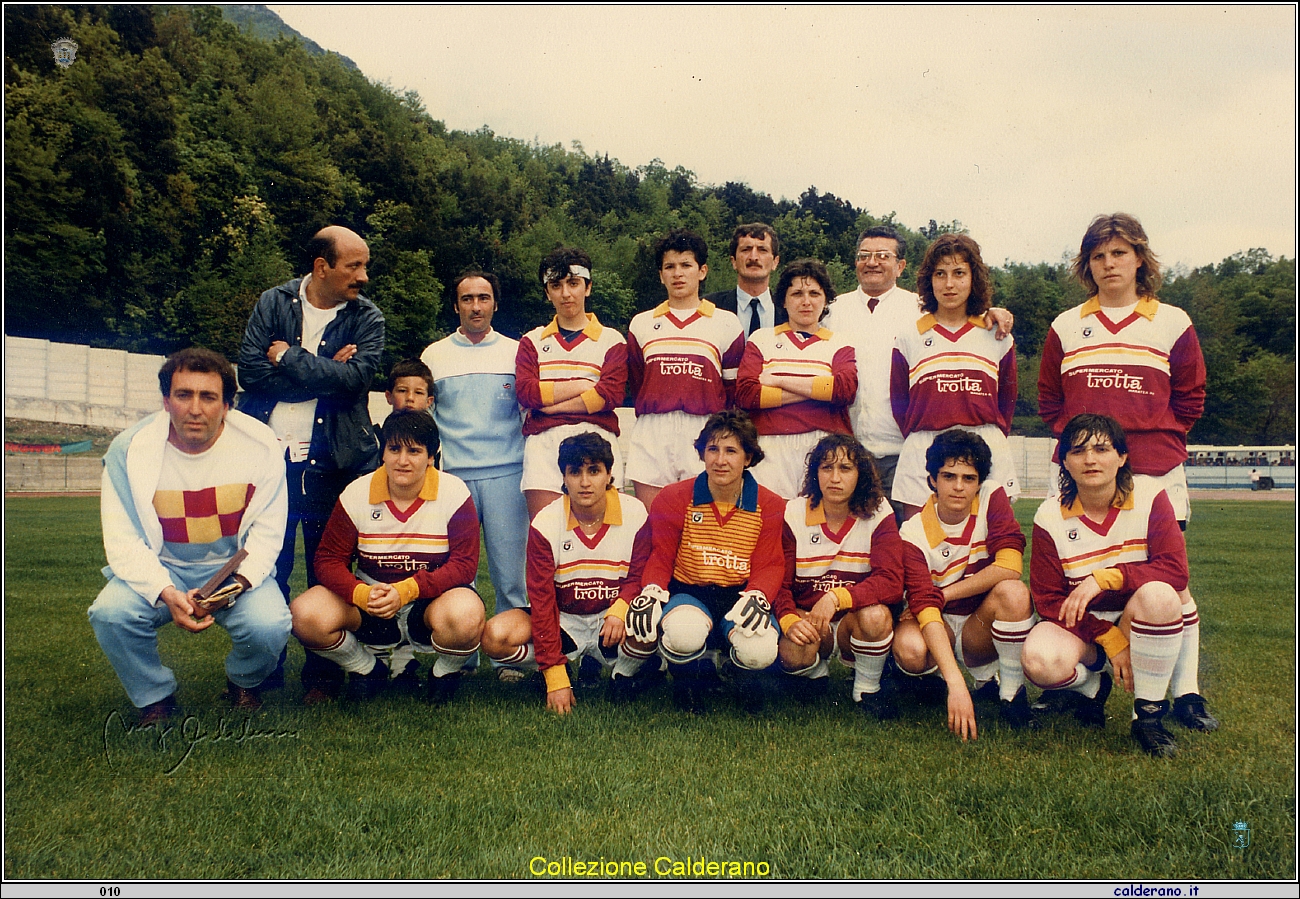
[704,223,783,339]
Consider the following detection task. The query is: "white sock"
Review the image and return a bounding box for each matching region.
[1130,617,1183,710]
[1168,598,1201,698]
[991,616,1034,700]
[612,642,653,678]
[314,631,376,675]
[495,642,536,668]
[849,633,892,700]
[431,639,479,678]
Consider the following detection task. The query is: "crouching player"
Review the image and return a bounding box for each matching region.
[776,435,904,718]
[290,411,484,705]
[1023,414,1204,757]
[894,429,1035,740]
[481,433,657,713]
[625,410,794,714]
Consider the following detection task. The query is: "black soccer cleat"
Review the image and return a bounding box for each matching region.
[348,659,391,701]
[1073,671,1112,729]
[389,660,422,697]
[1030,688,1078,714]
[971,679,1002,705]
[606,661,664,704]
[858,685,899,722]
[1172,693,1219,732]
[785,674,830,704]
[426,671,463,706]
[999,685,1040,730]
[1132,700,1179,758]
[576,654,603,691]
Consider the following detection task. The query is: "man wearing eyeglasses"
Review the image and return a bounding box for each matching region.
[825,226,1012,520]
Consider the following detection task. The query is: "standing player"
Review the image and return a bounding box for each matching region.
[480,433,657,713]
[894,429,1035,740]
[625,410,794,714]
[292,411,484,705]
[516,248,628,520]
[736,259,857,498]
[890,233,1018,519]
[625,229,746,510]
[1023,414,1205,757]
[1038,213,1213,732]
[776,435,904,718]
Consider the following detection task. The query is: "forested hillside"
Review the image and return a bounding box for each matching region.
[4,5,1293,443]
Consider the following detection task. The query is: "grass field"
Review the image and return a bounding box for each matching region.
[3,495,1295,882]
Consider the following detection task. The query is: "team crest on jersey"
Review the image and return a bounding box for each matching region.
[1082,326,1093,338]
[1067,528,1079,541]
[941,547,950,558]
[562,540,572,551]
[809,533,820,544]
[691,511,704,523]
[775,341,784,349]
[371,509,383,521]
[653,322,662,330]
[542,345,551,353]
[924,336,934,347]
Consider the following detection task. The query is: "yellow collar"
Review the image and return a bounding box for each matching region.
[1080,296,1159,321]
[917,313,986,334]
[919,493,981,547]
[541,312,604,340]
[1061,490,1134,518]
[804,497,826,526]
[654,299,715,318]
[777,323,832,340]
[369,466,440,504]
[565,488,623,530]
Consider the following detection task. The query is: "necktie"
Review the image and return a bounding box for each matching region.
[749,299,761,336]
[867,296,880,313]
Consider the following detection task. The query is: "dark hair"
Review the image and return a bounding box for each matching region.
[802,434,884,519]
[729,223,780,258]
[1056,414,1134,508]
[916,233,992,318]
[557,431,615,479]
[693,409,763,467]
[380,410,440,459]
[538,247,593,286]
[925,429,993,487]
[303,230,338,271]
[774,259,836,322]
[159,347,237,405]
[451,269,501,305]
[1071,213,1163,297]
[856,225,906,260]
[654,228,708,269]
[387,359,433,392]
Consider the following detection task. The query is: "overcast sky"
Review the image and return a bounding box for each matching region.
[269,4,1296,270]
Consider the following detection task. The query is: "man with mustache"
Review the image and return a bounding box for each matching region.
[238,225,385,698]
[704,223,785,339]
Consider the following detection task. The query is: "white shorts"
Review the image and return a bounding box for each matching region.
[558,610,617,668]
[893,424,1020,508]
[624,411,708,489]
[751,430,832,500]
[521,423,623,494]
[1047,464,1190,523]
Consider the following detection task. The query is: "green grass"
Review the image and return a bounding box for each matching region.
[4,497,1295,880]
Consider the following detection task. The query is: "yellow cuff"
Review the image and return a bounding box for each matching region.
[351,583,372,611]
[1092,568,1124,592]
[1096,627,1130,660]
[394,578,420,607]
[779,613,802,633]
[539,382,556,406]
[759,385,783,408]
[916,606,944,630]
[810,376,834,403]
[831,587,853,612]
[543,665,571,693]
[608,598,630,622]
[580,387,604,414]
[994,549,1024,576]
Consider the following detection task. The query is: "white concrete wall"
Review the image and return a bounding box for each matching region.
[5,335,164,429]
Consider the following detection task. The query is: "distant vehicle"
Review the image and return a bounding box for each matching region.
[1186,445,1295,488]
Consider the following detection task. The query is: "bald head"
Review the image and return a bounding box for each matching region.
[305,226,370,308]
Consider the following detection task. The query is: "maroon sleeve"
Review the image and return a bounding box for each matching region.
[985,488,1028,558]
[618,519,654,602]
[997,345,1017,435]
[525,523,565,674]
[514,336,543,410]
[750,489,791,619]
[830,344,859,407]
[721,330,746,407]
[412,496,481,599]
[734,341,765,411]
[313,501,363,600]
[595,340,629,412]
[847,514,905,610]
[1113,491,1189,594]
[1169,325,1206,432]
[890,346,911,436]
[626,329,645,406]
[902,540,945,619]
[644,481,688,589]
[1037,327,1065,434]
